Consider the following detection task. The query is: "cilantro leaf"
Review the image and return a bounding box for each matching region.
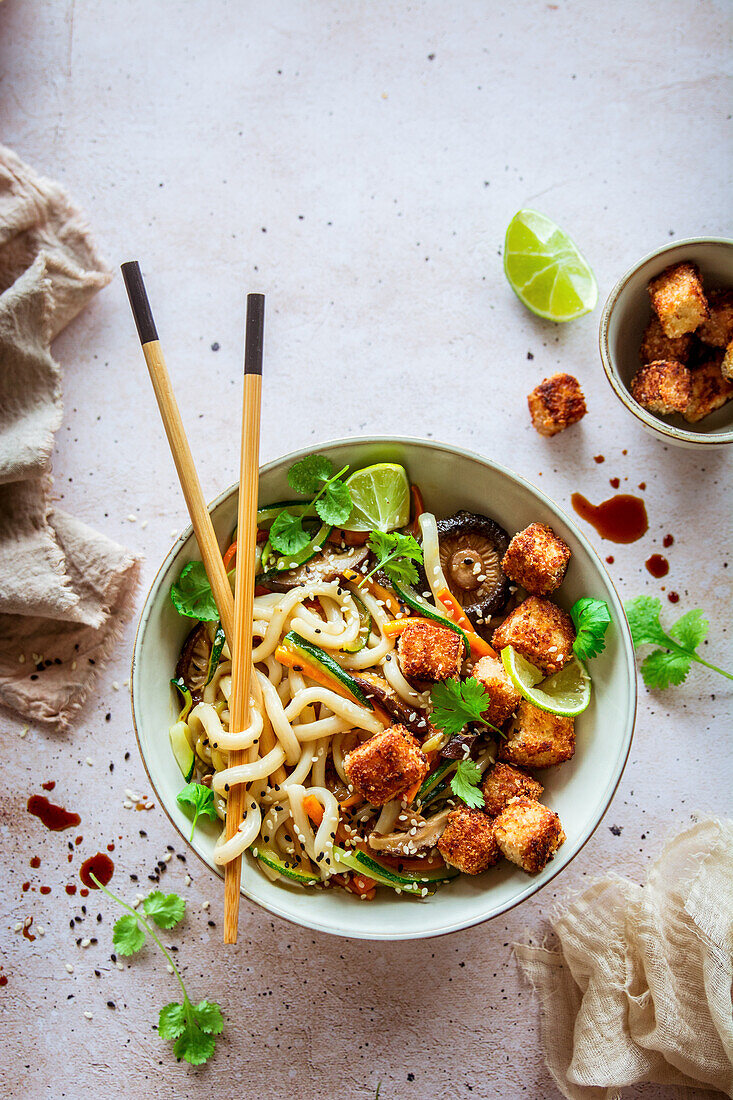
[158,1002,187,1039]
[192,999,224,1035]
[268,510,311,555]
[170,562,219,622]
[364,531,423,586]
[669,609,708,651]
[571,598,611,661]
[143,891,186,930]
[430,677,490,738]
[287,454,334,495]
[640,648,692,690]
[315,478,352,526]
[113,913,146,956]
[450,759,484,808]
[174,1018,217,1066]
[624,596,732,691]
[177,782,218,841]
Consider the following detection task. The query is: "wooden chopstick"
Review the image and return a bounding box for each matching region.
[223,293,265,944]
[120,261,235,646]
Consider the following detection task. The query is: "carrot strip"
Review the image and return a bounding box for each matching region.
[401,777,423,803]
[274,645,392,727]
[222,541,237,570]
[436,587,497,659]
[382,616,445,638]
[339,793,362,809]
[409,483,425,536]
[346,873,376,898]
[343,569,403,617]
[303,794,324,827]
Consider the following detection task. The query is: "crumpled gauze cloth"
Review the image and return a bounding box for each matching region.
[515,817,733,1099]
[0,144,141,729]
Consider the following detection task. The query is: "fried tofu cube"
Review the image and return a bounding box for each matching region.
[493,797,565,873]
[437,806,501,875]
[697,289,733,347]
[482,762,544,816]
[491,596,575,675]
[398,620,462,682]
[501,522,571,595]
[471,655,522,727]
[683,358,733,422]
[500,700,575,768]
[648,261,708,338]
[527,373,587,437]
[630,360,691,415]
[639,315,693,365]
[721,340,733,382]
[344,725,428,806]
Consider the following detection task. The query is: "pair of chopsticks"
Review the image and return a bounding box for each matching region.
[121,261,262,945]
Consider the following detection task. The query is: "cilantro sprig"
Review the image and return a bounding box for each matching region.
[362,531,423,586]
[170,562,219,622]
[624,596,732,690]
[571,598,611,661]
[268,454,353,556]
[92,875,224,1065]
[450,759,484,809]
[177,782,218,841]
[430,677,493,738]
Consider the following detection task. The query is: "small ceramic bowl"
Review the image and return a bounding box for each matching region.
[599,237,733,448]
[131,437,637,940]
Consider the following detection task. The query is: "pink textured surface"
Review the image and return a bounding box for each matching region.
[1,2,730,1098]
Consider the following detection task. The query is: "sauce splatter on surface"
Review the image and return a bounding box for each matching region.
[606,555,615,564]
[594,455,605,463]
[646,554,669,578]
[27,796,81,831]
[571,493,649,543]
[41,781,55,791]
[65,884,77,896]
[609,477,620,489]
[80,853,114,889]
[668,591,680,603]
[663,533,674,548]
[22,917,35,942]
[30,856,40,869]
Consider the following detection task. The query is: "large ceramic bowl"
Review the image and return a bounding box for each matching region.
[599,237,733,448]
[131,437,637,940]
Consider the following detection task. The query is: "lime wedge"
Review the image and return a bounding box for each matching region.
[504,210,598,322]
[501,645,591,717]
[344,463,411,531]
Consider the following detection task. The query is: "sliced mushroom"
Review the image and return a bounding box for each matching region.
[368,808,451,855]
[437,510,511,624]
[264,544,370,591]
[351,672,431,737]
[440,731,479,759]
[176,622,212,693]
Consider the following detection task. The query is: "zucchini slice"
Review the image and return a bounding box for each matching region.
[250,847,320,886]
[414,759,455,804]
[333,847,428,894]
[170,676,193,722]
[205,624,227,685]
[256,501,311,528]
[259,522,331,574]
[392,580,470,654]
[341,592,372,654]
[351,848,459,884]
[281,631,373,709]
[169,720,195,782]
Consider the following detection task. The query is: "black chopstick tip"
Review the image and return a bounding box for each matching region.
[244,293,265,376]
[121,261,158,345]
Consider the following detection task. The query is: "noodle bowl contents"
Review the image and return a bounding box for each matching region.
[167,455,611,899]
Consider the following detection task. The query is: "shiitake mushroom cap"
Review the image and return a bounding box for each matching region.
[436,510,511,624]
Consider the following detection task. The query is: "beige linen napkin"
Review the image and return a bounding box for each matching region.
[515,817,733,1099]
[0,144,141,728]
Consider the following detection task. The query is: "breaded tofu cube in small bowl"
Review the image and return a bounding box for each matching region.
[599,237,733,447]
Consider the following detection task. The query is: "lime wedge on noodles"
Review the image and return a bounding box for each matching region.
[504,210,598,322]
[345,463,411,532]
[501,645,591,717]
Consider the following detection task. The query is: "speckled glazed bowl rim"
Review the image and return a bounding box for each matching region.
[131,436,637,941]
[599,236,733,447]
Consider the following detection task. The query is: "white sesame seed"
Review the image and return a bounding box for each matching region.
[141,519,148,529]
[162,852,172,863]
[123,679,130,687]
[170,529,178,538]
[36,924,45,936]
[166,964,175,974]
[71,660,77,671]
[18,654,25,664]
[85,757,94,766]
[123,801,133,809]
[126,514,137,523]
[145,802,154,810]
[13,922,22,933]
[185,874,192,886]
[112,681,120,691]
[83,1011,93,1020]
[19,726,28,739]
[201,900,210,910]
[24,916,32,928]
[80,938,91,948]
[132,897,141,909]
[115,960,124,971]
[65,963,74,974]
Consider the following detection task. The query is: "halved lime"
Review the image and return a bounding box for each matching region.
[344,463,410,531]
[501,645,591,717]
[504,210,598,322]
